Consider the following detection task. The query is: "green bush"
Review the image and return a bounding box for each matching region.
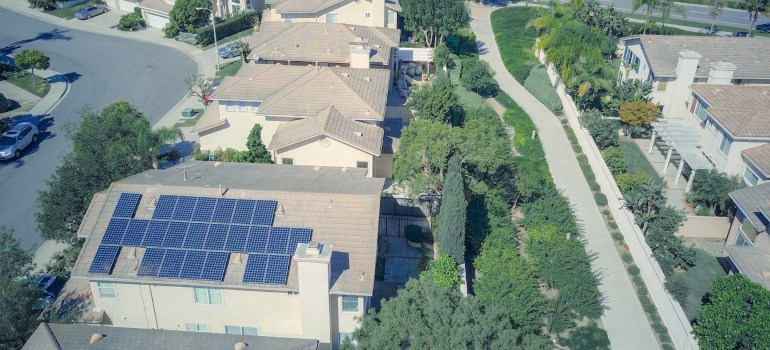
[582,110,620,149]
[601,146,627,175]
[621,252,633,264]
[615,172,651,193]
[460,58,498,96]
[558,321,610,350]
[662,344,675,350]
[196,10,260,46]
[627,264,640,276]
[602,209,610,216]
[490,7,540,83]
[608,221,618,229]
[588,178,601,192]
[594,192,608,206]
[495,90,516,110]
[0,93,11,113]
[612,231,624,242]
[118,13,145,31]
[523,65,563,114]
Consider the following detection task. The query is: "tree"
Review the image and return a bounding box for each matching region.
[0,227,41,349]
[344,277,552,350]
[600,146,626,175]
[567,55,615,110]
[420,254,462,289]
[27,0,57,10]
[745,0,770,36]
[407,78,459,124]
[166,0,212,37]
[645,206,695,276]
[433,42,451,70]
[619,100,660,134]
[400,0,469,47]
[436,154,467,264]
[393,119,455,196]
[460,58,498,96]
[693,274,770,350]
[690,169,745,216]
[631,0,661,34]
[134,122,184,170]
[14,49,50,86]
[0,226,33,279]
[185,74,214,108]
[705,0,726,33]
[581,109,620,149]
[240,124,271,164]
[655,0,687,33]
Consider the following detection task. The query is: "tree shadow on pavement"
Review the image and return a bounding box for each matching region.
[0,28,73,56]
[48,72,82,84]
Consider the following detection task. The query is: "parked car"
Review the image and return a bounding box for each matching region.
[218,43,242,59]
[732,31,755,37]
[203,82,221,105]
[75,5,107,20]
[0,122,38,160]
[24,275,68,311]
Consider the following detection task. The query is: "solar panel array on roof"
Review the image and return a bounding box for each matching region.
[91,193,312,285]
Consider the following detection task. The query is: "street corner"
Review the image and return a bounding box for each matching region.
[0,80,41,120]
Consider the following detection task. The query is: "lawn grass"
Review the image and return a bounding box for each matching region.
[523,65,563,114]
[490,7,540,84]
[215,59,243,81]
[455,85,488,110]
[3,73,51,98]
[46,0,100,20]
[619,139,660,180]
[174,109,204,128]
[202,28,255,50]
[669,249,726,321]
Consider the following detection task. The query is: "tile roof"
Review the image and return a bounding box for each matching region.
[137,0,174,14]
[267,104,384,155]
[724,246,770,290]
[634,35,770,79]
[729,181,770,231]
[249,22,399,66]
[209,65,389,121]
[385,0,402,11]
[691,85,770,138]
[743,144,770,177]
[190,103,227,133]
[22,322,319,350]
[71,162,384,295]
[273,0,348,14]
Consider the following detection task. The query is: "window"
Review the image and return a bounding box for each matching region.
[239,101,247,112]
[186,323,209,332]
[356,161,368,169]
[226,326,259,335]
[326,13,339,23]
[694,100,707,121]
[342,296,359,312]
[194,287,223,305]
[252,102,260,112]
[719,133,732,155]
[226,101,234,111]
[339,333,353,346]
[739,217,758,244]
[282,158,294,165]
[97,282,117,299]
[365,12,371,18]
[744,167,759,186]
[387,11,396,25]
[282,14,292,22]
[634,57,640,73]
[657,77,668,91]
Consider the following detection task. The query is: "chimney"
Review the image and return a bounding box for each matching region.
[350,38,371,69]
[373,0,385,27]
[295,242,333,344]
[707,61,737,85]
[675,50,702,82]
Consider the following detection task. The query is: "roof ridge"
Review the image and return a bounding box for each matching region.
[330,68,384,114]
[257,67,319,112]
[257,22,309,52]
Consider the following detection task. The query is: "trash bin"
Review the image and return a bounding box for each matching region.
[182,108,196,118]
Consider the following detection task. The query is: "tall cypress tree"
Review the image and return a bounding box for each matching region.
[437,154,466,264]
[241,124,272,164]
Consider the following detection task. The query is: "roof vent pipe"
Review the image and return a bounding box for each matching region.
[219,185,223,197]
[90,334,104,345]
[234,342,248,350]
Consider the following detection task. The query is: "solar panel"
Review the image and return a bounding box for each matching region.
[142,220,170,247]
[180,250,207,280]
[200,251,229,281]
[253,200,277,226]
[224,225,249,252]
[204,224,229,250]
[152,195,178,220]
[88,245,120,274]
[192,197,217,222]
[245,226,270,253]
[243,254,269,283]
[184,222,209,249]
[163,221,189,248]
[264,254,290,285]
[287,228,312,255]
[113,193,141,218]
[121,219,149,246]
[231,200,257,225]
[158,248,186,278]
[266,227,291,255]
[101,218,129,245]
[137,248,165,277]
[212,198,237,223]
[172,196,198,221]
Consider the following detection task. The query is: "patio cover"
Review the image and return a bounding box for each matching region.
[650,120,713,191]
[725,245,770,289]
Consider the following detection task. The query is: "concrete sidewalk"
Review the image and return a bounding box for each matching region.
[468,4,659,349]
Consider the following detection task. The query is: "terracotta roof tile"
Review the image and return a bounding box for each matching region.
[191,103,227,133]
[743,144,770,177]
[691,84,770,138]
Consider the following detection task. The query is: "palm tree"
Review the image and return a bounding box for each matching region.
[631,0,660,34]
[567,55,615,110]
[135,123,185,170]
[656,0,687,33]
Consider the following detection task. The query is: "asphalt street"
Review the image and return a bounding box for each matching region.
[601,0,770,29]
[0,7,197,249]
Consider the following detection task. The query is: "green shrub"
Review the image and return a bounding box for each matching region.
[0,93,11,113]
[652,322,669,337]
[460,57,498,96]
[404,224,432,244]
[581,109,619,149]
[594,192,608,206]
[608,221,618,229]
[633,274,644,286]
[621,252,633,264]
[523,65,563,114]
[601,146,627,175]
[627,264,640,276]
[615,173,651,193]
[662,344,675,350]
[558,321,610,350]
[495,90,516,110]
[420,254,462,289]
[602,209,610,216]
[695,205,710,216]
[196,10,260,46]
[118,13,145,31]
[588,178,601,192]
[641,296,656,314]
[612,231,624,242]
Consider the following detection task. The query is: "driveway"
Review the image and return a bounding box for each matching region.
[0,7,197,249]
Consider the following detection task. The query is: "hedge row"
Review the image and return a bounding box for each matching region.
[196,10,261,46]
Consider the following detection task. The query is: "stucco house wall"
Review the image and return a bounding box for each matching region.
[266,0,397,28]
[273,136,375,176]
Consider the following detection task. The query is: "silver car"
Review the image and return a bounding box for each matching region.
[0,122,38,160]
[75,5,107,20]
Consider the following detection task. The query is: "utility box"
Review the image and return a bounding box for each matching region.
[181,108,196,119]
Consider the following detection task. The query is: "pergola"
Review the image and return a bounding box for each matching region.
[649,120,713,192]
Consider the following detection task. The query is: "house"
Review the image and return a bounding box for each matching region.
[263,0,400,29]
[191,64,399,178]
[137,0,174,29]
[22,322,318,350]
[619,35,770,121]
[725,182,770,289]
[248,22,400,69]
[742,144,770,186]
[136,0,262,29]
[68,161,384,350]
[103,0,139,13]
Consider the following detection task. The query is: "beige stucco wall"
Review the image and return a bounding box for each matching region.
[274,136,375,176]
[374,153,393,179]
[198,103,297,153]
[699,123,768,176]
[265,0,396,28]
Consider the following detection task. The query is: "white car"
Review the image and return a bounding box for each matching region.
[0,122,38,160]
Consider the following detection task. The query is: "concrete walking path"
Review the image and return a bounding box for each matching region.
[468,4,659,349]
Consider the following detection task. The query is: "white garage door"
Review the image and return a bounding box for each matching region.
[147,12,169,29]
[118,0,137,12]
